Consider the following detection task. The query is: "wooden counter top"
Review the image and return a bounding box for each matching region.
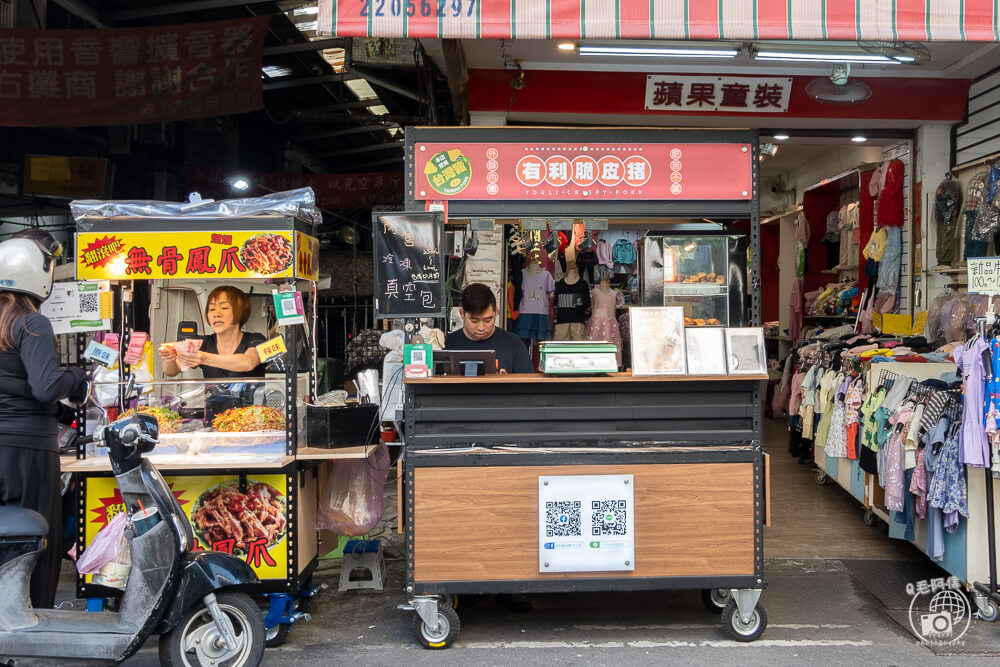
[406,372,767,384]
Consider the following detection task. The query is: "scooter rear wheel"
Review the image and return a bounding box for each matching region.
[159,591,265,667]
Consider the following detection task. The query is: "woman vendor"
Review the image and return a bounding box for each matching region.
[159,285,266,379]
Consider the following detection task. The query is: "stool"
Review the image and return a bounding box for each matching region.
[339,539,385,591]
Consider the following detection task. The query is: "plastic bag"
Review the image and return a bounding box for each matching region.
[317,443,390,536]
[77,512,128,575]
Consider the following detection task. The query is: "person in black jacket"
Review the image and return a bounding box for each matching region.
[0,230,88,608]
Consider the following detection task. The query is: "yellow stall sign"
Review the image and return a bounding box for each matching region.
[76,230,301,281]
[84,475,289,580]
[296,231,320,282]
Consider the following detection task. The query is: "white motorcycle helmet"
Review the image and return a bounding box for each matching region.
[0,229,63,301]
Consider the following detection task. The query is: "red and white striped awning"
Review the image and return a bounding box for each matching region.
[318,0,1000,42]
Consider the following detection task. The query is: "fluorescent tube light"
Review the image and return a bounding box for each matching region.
[578,44,739,58]
[773,134,790,140]
[753,49,898,64]
[851,136,867,143]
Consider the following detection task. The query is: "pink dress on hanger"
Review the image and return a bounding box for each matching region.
[586,286,625,364]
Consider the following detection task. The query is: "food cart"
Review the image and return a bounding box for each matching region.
[397,127,770,646]
[64,190,361,645]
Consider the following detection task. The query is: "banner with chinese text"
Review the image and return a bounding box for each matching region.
[186,165,404,210]
[76,230,317,281]
[84,474,288,581]
[414,142,753,201]
[644,76,792,113]
[0,17,269,127]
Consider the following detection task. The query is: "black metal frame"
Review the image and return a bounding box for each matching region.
[72,214,320,599]
[401,125,764,599]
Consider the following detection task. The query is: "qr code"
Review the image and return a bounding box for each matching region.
[591,500,628,536]
[545,500,581,537]
[79,293,99,314]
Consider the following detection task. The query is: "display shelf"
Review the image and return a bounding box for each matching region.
[63,455,295,473]
[662,283,728,296]
[932,265,968,275]
[297,445,376,460]
[821,265,859,274]
[803,314,856,320]
[407,372,768,384]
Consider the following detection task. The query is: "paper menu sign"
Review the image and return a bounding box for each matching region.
[256,336,287,363]
[40,281,111,334]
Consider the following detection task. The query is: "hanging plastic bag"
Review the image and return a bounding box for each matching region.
[76,511,128,575]
[317,443,390,536]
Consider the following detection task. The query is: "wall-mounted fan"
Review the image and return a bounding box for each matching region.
[857,41,931,65]
[805,63,872,104]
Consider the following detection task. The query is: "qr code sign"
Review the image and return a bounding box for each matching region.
[545,500,581,537]
[591,500,628,536]
[79,292,99,314]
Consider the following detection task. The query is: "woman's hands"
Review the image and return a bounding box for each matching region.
[175,349,203,369]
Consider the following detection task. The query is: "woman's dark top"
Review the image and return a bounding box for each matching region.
[198,331,267,379]
[0,312,86,450]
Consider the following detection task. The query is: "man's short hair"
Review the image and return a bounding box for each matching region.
[460,283,496,315]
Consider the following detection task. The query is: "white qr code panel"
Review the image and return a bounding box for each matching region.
[538,474,634,573]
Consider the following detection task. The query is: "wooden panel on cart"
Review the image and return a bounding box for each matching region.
[413,463,754,581]
[297,468,319,572]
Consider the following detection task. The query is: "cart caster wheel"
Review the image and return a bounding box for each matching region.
[412,604,460,649]
[814,471,827,485]
[976,598,999,622]
[878,519,889,535]
[701,588,732,614]
[265,622,291,648]
[441,594,459,610]
[722,599,767,642]
[863,509,877,527]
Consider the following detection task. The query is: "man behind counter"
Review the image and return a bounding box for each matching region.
[445,283,534,374]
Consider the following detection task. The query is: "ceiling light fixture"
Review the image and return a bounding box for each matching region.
[773,134,790,141]
[225,176,251,192]
[851,135,868,143]
[576,41,740,58]
[751,44,900,64]
[557,42,575,51]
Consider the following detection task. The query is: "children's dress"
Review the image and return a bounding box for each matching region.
[586,287,625,365]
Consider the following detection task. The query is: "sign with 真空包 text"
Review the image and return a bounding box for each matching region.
[0,17,268,127]
[538,474,635,573]
[373,212,445,319]
[644,76,793,113]
[967,257,1000,294]
[415,142,753,201]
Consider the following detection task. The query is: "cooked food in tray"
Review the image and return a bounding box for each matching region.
[211,405,284,432]
[123,405,182,434]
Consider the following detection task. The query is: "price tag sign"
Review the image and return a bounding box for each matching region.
[968,257,1000,294]
[85,340,118,367]
[272,291,305,327]
[256,336,287,363]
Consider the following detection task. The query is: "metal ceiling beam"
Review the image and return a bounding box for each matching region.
[352,155,405,169]
[301,124,398,141]
[102,0,279,22]
[51,0,106,27]
[263,73,361,92]
[263,38,347,57]
[349,66,427,104]
[317,140,405,158]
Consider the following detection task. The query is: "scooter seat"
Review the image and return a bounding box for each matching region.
[0,506,48,537]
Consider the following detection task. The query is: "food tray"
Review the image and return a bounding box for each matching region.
[157,430,286,456]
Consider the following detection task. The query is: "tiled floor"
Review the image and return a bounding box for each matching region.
[762,417,920,560]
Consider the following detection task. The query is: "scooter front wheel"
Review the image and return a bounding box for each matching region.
[159,591,265,667]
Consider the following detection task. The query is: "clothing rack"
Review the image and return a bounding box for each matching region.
[972,317,1000,619]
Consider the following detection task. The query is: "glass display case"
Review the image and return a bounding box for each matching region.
[641,234,748,327]
[79,375,309,467]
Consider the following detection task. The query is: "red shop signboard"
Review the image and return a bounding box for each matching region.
[414,142,753,202]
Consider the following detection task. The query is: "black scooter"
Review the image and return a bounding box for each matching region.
[0,410,266,665]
